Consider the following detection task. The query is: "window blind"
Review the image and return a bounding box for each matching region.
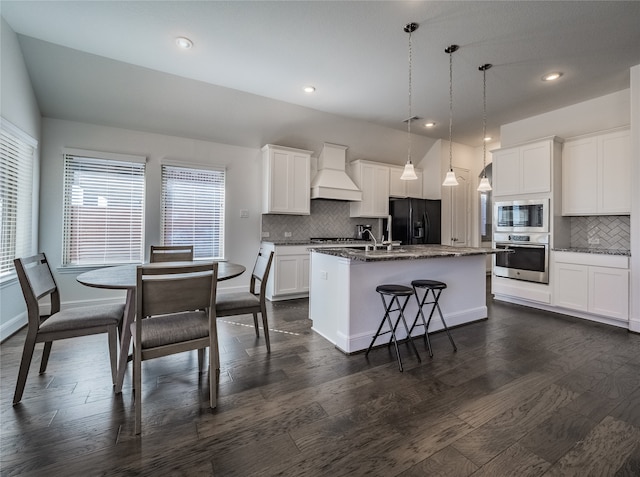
[0,123,36,280]
[62,153,145,266]
[161,165,225,260]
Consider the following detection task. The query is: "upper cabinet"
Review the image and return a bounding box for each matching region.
[562,129,630,216]
[347,160,389,217]
[389,165,424,198]
[492,138,559,197]
[262,144,312,215]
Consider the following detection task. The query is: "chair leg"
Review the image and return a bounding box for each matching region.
[260,306,271,353]
[198,348,205,373]
[13,331,38,405]
[210,319,219,408]
[409,287,434,358]
[39,341,53,374]
[435,297,457,352]
[134,335,142,435]
[252,312,260,337]
[108,326,118,385]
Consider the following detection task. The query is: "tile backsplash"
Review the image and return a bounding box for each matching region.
[261,199,380,240]
[570,215,630,250]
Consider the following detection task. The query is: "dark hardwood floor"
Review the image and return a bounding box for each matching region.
[2,281,640,476]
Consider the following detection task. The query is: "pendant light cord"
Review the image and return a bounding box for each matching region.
[482,66,487,178]
[448,48,453,171]
[408,26,412,164]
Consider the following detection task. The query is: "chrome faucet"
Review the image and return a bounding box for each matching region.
[363,229,378,251]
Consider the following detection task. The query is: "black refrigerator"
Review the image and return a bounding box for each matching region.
[385,198,442,245]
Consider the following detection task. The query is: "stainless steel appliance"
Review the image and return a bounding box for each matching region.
[494,199,549,233]
[494,232,549,284]
[386,199,441,245]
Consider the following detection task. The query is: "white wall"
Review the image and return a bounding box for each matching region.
[629,65,639,333]
[38,118,262,306]
[500,89,630,147]
[0,18,41,340]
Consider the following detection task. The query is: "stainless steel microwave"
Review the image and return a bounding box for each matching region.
[494,199,549,233]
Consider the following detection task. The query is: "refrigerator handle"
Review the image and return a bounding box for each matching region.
[424,211,430,242]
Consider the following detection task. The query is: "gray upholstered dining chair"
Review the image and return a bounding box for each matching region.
[149,245,194,263]
[215,248,274,352]
[132,261,219,434]
[12,253,124,405]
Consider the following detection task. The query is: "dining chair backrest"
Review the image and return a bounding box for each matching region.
[149,245,194,263]
[250,248,274,296]
[137,262,217,318]
[14,253,61,323]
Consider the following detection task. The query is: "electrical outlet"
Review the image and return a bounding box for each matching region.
[284,231,292,237]
[261,231,270,238]
[320,271,328,280]
[588,237,600,245]
[239,209,249,218]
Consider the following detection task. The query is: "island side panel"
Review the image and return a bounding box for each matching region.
[309,251,353,349]
[310,252,488,354]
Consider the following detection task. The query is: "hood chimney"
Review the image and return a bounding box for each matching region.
[310,143,362,201]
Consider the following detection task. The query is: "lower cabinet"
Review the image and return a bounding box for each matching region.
[553,251,629,321]
[262,244,310,301]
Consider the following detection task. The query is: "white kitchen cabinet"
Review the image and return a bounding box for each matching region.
[389,165,423,198]
[347,160,389,217]
[492,138,558,197]
[553,251,629,321]
[262,244,310,301]
[562,129,630,215]
[262,144,312,215]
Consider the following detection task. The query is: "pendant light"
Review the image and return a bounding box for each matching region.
[400,22,418,181]
[442,44,459,187]
[477,63,493,192]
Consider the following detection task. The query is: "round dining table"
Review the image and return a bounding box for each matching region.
[77,261,245,393]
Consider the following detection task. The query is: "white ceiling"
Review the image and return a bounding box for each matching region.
[2,1,639,152]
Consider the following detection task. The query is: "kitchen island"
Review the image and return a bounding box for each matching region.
[309,245,503,354]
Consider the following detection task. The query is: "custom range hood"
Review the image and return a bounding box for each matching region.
[310,143,362,201]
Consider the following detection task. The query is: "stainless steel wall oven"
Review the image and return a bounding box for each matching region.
[494,233,549,284]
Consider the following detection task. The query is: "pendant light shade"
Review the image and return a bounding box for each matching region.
[442,170,458,186]
[477,63,493,192]
[443,44,459,187]
[401,22,418,181]
[400,162,417,180]
[477,176,492,192]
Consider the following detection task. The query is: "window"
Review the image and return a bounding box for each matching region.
[62,149,145,267]
[161,164,225,260]
[0,119,37,281]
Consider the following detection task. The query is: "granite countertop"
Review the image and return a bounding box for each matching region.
[262,240,315,246]
[310,244,506,262]
[553,247,630,257]
[263,239,370,247]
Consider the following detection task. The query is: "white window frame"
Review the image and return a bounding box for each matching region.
[62,148,146,268]
[161,162,225,260]
[0,118,38,284]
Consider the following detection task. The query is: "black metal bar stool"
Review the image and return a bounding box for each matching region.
[408,280,457,357]
[365,284,421,372]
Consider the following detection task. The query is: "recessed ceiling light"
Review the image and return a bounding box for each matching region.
[303,86,316,93]
[176,37,193,49]
[542,72,563,81]
[425,121,436,128]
